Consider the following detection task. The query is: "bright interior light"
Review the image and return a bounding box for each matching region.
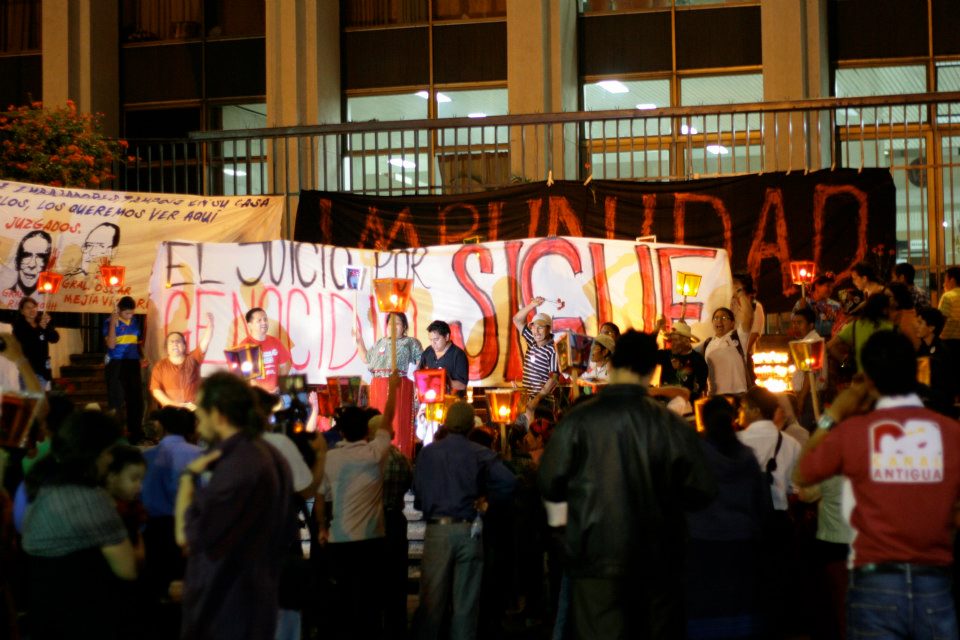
[393,173,414,185]
[498,405,510,417]
[415,90,451,103]
[597,80,629,94]
[680,124,699,135]
[223,167,247,177]
[109,276,119,286]
[706,145,729,155]
[240,360,253,374]
[433,407,444,420]
[388,158,416,169]
[635,103,657,110]
[425,389,437,402]
[42,282,52,292]
[389,293,399,305]
[467,113,487,118]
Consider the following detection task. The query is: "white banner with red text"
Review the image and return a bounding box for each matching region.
[0,179,283,312]
[147,237,732,386]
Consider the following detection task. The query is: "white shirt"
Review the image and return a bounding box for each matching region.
[738,420,802,511]
[262,432,314,493]
[320,430,391,543]
[702,328,751,395]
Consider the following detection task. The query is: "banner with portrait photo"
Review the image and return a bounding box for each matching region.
[0,179,283,312]
[147,237,732,386]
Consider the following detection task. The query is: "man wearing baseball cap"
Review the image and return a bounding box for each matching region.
[512,296,559,409]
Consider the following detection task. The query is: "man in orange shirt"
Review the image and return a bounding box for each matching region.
[150,313,214,410]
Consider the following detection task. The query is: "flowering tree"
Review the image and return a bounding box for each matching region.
[0,100,128,188]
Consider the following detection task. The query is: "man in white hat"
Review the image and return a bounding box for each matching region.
[512,296,559,408]
[659,320,708,402]
[582,333,615,382]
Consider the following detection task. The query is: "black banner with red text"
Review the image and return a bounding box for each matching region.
[295,170,896,312]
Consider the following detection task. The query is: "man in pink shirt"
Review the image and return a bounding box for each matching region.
[796,330,960,639]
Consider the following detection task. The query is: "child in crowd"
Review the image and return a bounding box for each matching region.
[104,445,148,550]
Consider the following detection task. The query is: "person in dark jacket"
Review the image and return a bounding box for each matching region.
[12,296,59,389]
[685,397,772,639]
[538,330,717,640]
[174,372,294,640]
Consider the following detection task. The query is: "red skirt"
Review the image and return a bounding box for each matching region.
[368,376,416,458]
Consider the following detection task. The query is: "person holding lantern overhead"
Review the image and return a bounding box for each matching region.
[512,296,559,409]
[356,311,423,458]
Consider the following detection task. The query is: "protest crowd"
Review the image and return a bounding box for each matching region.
[1,259,960,640]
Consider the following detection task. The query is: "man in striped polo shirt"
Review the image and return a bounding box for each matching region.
[512,296,559,409]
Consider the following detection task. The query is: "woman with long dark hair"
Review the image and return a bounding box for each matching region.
[21,410,132,639]
[686,397,772,639]
[355,311,422,457]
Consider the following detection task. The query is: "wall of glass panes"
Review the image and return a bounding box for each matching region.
[581,73,763,180]
[344,87,508,194]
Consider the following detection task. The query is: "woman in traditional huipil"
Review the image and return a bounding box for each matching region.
[355,312,423,457]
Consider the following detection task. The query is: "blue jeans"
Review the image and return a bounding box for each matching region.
[416,522,482,640]
[847,566,958,639]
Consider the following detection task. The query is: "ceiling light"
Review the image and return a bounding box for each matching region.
[597,80,629,94]
[680,124,698,135]
[415,90,452,103]
[706,145,729,155]
[223,167,247,176]
[468,112,487,118]
[388,158,416,169]
[635,103,657,110]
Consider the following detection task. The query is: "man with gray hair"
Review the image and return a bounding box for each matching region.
[413,402,516,640]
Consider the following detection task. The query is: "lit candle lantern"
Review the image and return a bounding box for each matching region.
[373,278,413,313]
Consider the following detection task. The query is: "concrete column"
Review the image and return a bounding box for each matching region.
[507,0,578,182]
[41,0,119,136]
[265,0,341,233]
[761,0,830,173]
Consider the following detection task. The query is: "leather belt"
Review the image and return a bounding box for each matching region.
[854,563,951,577]
[427,516,470,525]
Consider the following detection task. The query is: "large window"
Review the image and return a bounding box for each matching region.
[211,103,267,196]
[344,87,508,194]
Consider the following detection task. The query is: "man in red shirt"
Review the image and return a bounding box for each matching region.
[796,330,960,639]
[237,307,291,393]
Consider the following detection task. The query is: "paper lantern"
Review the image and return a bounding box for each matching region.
[789,261,816,286]
[789,339,825,373]
[99,264,126,288]
[486,388,522,425]
[327,376,363,407]
[675,272,702,298]
[37,271,63,294]
[314,389,333,417]
[414,369,447,404]
[373,278,413,313]
[223,344,264,380]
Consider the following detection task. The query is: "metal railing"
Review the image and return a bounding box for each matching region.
[117,91,960,275]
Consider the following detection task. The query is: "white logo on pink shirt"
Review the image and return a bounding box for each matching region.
[870,419,944,483]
